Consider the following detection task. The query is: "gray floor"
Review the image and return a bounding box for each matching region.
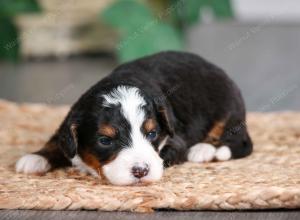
[1,210,300,220]
[0,22,300,219]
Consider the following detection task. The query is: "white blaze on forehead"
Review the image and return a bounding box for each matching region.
[101,86,163,185]
[102,86,146,118]
[102,86,147,141]
[102,86,147,148]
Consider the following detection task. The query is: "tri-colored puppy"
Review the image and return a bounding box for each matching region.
[16,51,252,185]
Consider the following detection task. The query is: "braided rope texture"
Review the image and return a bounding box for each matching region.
[0,99,299,212]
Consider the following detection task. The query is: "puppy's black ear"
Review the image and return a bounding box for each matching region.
[154,98,175,137]
[158,106,174,137]
[55,115,78,159]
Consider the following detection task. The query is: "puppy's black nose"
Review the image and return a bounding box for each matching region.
[131,164,149,179]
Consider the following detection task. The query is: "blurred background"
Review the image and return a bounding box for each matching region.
[0,0,299,111]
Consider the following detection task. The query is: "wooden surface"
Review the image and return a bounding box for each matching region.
[1,210,300,220]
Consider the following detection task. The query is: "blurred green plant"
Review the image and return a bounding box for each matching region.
[101,0,233,63]
[0,0,41,62]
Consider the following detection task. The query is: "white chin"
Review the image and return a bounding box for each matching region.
[102,148,164,186]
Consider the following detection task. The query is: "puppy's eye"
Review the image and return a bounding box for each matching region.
[146,130,157,141]
[98,136,112,146]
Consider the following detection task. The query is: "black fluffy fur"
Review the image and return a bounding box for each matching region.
[36,51,253,169]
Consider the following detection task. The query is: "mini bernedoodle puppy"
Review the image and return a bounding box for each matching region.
[16,51,252,185]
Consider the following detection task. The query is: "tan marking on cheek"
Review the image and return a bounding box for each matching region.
[81,151,103,177]
[204,120,226,146]
[99,124,116,138]
[144,118,156,132]
[82,151,119,184]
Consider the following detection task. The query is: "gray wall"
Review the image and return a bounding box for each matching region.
[187,23,300,111]
[0,22,299,111]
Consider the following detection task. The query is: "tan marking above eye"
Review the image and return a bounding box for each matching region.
[99,124,116,138]
[143,118,156,132]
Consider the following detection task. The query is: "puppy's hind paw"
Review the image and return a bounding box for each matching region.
[215,146,232,161]
[15,154,51,175]
[187,143,216,163]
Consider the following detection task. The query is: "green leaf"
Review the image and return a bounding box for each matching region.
[180,0,207,25]
[117,22,183,63]
[101,0,154,34]
[0,17,19,61]
[175,0,233,25]
[211,0,233,18]
[0,0,41,17]
[102,0,183,63]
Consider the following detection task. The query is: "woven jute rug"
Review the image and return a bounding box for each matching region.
[0,99,299,212]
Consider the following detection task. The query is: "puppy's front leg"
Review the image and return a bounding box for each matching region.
[16,134,71,175]
[159,135,187,167]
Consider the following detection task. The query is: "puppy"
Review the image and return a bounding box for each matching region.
[16,51,252,185]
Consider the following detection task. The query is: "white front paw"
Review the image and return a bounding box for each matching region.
[15,154,51,174]
[188,143,216,163]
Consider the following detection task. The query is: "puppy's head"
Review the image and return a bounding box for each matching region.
[57,86,173,185]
